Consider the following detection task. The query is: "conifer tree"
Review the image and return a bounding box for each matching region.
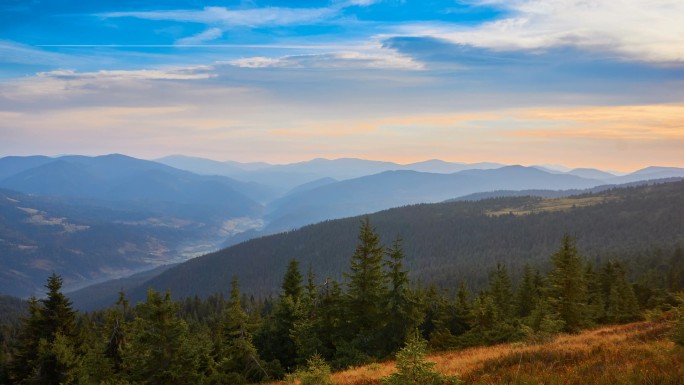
[600,261,640,323]
[381,332,459,385]
[488,263,514,320]
[547,235,589,333]
[345,217,388,357]
[257,259,304,371]
[516,265,543,318]
[383,238,422,356]
[11,274,82,385]
[216,277,268,383]
[125,289,200,385]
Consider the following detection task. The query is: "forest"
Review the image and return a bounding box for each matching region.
[1,217,683,384]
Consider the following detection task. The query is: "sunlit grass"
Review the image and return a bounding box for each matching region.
[268,320,683,385]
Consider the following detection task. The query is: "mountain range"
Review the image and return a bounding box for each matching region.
[2,153,684,297]
[68,179,684,310]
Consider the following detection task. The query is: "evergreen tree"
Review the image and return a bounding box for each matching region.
[600,261,640,323]
[256,259,304,372]
[488,263,514,320]
[10,274,81,385]
[344,217,388,357]
[516,265,543,318]
[124,289,200,385]
[216,277,268,383]
[381,332,459,385]
[547,235,589,333]
[383,238,422,356]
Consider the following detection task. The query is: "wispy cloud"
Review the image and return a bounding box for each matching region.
[102,6,340,29]
[176,28,223,45]
[229,49,423,70]
[391,0,684,63]
[0,40,70,66]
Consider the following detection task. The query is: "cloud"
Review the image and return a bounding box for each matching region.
[507,104,684,141]
[391,0,684,63]
[39,67,215,81]
[0,40,70,66]
[176,28,223,45]
[228,49,424,70]
[102,6,340,29]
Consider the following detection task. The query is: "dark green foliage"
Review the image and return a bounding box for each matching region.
[516,265,544,318]
[256,259,304,372]
[9,273,81,385]
[345,217,389,357]
[124,289,200,385]
[547,235,589,332]
[215,277,268,383]
[599,261,640,323]
[287,354,333,385]
[382,332,459,385]
[488,263,515,320]
[383,238,423,356]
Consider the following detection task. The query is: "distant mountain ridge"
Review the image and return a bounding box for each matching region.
[3,153,684,299]
[88,179,683,310]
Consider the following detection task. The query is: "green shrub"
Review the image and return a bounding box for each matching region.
[286,354,333,385]
[381,333,459,385]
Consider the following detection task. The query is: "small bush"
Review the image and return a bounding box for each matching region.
[381,333,459,385]
[286,354,333,385]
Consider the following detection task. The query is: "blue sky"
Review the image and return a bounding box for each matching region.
[1,0,683,170]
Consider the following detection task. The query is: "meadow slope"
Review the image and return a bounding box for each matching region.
[273,320,682,385]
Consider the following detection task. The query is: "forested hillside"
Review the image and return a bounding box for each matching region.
[126,180,684,304]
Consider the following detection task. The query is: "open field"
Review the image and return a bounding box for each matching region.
[272,320,683,385]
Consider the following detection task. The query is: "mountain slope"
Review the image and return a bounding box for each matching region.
[128,180,684,303]
[265,166,603,232]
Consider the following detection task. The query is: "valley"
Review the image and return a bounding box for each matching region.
[2,153,684,299]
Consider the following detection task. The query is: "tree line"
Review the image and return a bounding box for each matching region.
[1,217,683,384]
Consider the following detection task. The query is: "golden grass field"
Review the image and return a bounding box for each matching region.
[272,320,684,385]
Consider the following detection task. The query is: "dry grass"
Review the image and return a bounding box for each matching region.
[268,320,684,385]
[487,196,617,217]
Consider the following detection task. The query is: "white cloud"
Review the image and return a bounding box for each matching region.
[176,28,224,45]
[229,50,424,70]
[103,6,339,29]
[395,0,684,63]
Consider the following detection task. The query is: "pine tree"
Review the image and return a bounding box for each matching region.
[383,238,422,356]
[381,332,459,385]
[344,217,388,357]
[10,274,81,385]
[488,263,514,320]
[124,289,200,385]
[516,265,543,318]
[547,235,589,333]
[257,259,304,371]
[216,277,268,383]
[600,261,640,323]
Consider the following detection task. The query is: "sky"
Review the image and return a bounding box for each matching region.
[1,0,683,171]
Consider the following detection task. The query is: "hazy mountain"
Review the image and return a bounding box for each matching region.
[265,166,603,232]
[155,154,270,176]
[0,154,266,216]
[157,155,509,194]
[566,168,616,180]
[0,155,55,180]
[609,166,684,183]
[405,159,503,173]
[118,180,684,305]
